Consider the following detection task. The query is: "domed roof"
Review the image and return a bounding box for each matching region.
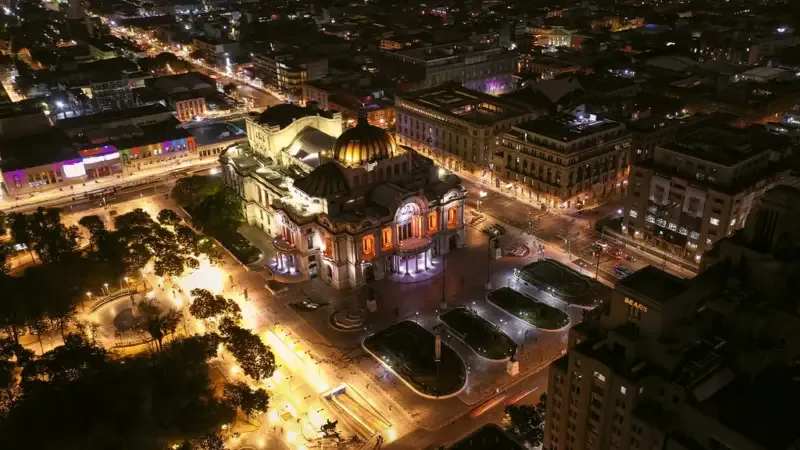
[332,116,396,167]
[258,104,316,129]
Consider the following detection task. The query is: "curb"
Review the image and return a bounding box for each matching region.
[360,339,467,401]
[437,310,513,363]
[485,291,572,333]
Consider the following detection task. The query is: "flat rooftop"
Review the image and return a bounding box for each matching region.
[513,113,624,143]
[187,122,246,147]
[0,128,80,171]
[392,41,505,63]
[449,424,525,450]
[661,126,791,167]
[398,84,531,125]
[617,266,688,305]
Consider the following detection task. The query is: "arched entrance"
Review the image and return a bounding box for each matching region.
[325,265,333,281]
[364,265,375,282]
[449,235,458,250]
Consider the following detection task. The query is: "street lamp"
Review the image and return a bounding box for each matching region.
[103,283,109,295]
[415,312,419,325]
[477,191,487,212]
[83,291,91,312]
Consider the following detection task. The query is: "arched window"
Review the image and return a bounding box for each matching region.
[447,207,458,228]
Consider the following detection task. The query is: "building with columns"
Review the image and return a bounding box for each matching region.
[221,104,466,289]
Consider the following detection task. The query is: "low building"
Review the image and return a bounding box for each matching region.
[192,37,240,67]
[622,126,794,260]
[497,111,631,210]
[187,121,247,160]
[396,83,539,178]
[220,105,467,289]
[383,34,517,94]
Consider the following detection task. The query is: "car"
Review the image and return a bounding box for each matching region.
[594,240,609,249]
[625,254,636,262]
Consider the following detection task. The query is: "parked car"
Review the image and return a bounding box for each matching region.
[625,254,636,262]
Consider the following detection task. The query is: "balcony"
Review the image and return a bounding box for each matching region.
[273,237,297,253]
[396,236,433,255]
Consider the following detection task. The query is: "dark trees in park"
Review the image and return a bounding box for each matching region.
[139,52,191,74]
[223,82,237,96]
[158,208,184,228]
[503,405,544,448]
[220,324,275,381]
[223,381,269,417]
[173,177,224,210]
[9,208,80,264]
[0,334,235,450]
[189,289,241,323]
[138,300,183,352]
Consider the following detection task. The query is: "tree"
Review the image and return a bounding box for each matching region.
[158,209,183,228]
[320,420,340,439]
[193,189,245,235]
[0,334,235,449]
[223,381,269,417]
[27,208,80,264]
[221,324,275,381]
[138,300,183,352]
[189,289,241,324]
[172,176,224,211]
[182,432,227,450]
[7,213,35,264]
[503,405,544,448]
[78,214,106,237]
[222,83,237,96]
[0,211,7,236]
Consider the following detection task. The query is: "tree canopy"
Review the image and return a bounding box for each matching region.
[220,324,275,381]
[503,405,544,448]
[0,333,234,450]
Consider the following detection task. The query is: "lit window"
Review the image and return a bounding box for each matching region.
[709,217,720,226]
[620,386,627,395]
[679,227,688,236]
[687,242,697,249]
[706,238,712,245]
[690,231,700,240]
[593,371,606,382]
[381,227,392,249]
[729,218,736,227]
[645,215,655,223]
[628,209,638,218]
[668,223,677,231]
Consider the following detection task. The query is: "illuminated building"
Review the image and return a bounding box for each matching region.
[395,83,539,178]
[383,33,516,94]
[545,259,800,450]
[221,104,466,289]
[497,110,631,210]
[621,126,793,260]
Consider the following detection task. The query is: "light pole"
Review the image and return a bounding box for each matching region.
[84,292,91,312]
[486,237,495,290]
[414,312,419,325]
[103,283,109,295]
[477,191,487,212]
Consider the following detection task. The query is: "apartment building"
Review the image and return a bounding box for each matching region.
[545,190,800,450]
[395,83,539,177]
[254,53,328,102]
[621,126,793,260]
[383,34,517,94]
[497,112,631,210]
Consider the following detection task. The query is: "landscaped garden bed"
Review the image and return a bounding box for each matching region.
[487,287,570,330]
[439,308,516,360]
[515,259,606,307]
[363,321,467,398]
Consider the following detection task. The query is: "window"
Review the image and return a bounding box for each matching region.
[427,212,439,233]
[629,209,638,218]
[593,371,606,382]
[706,238,712,245]
[447,207,458,228]
[620,386,627,395]
[687,242,697,249]
[729,218,736,227]
[381,227,392,249]
[709,217,720,226]
[690,231,700,240]
[668,222,677,231]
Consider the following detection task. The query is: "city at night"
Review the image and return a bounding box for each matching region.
[0,0,798,448]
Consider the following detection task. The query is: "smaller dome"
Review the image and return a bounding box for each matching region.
[332,115,396,167]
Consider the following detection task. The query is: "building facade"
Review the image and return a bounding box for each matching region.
[395,84,539,178]
[221,105,467,289]
[545,217,800,450]
[384,36,517,94]
[497,112,631,210]
[621,126,793,260]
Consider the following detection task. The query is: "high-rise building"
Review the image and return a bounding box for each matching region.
[544,249,800,450]
[395,83,539,178]
[621,126,793,261]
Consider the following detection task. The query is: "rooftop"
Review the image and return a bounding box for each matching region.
[513,113,625,143]
[186,122,246,147]
[398,83,532,125]
[392,41,508,64]
[0,128,80,171]
[449,424,525,450]
[616,266,688,306]
[55,104,172,131]
[660,126,792,167]
[257,104,337,128]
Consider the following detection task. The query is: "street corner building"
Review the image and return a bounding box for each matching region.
[220,103,467,290]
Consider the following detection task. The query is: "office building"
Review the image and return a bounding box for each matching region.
[395,83,539,177]
[544,194,800,450]
[497,111,631,210]
[621,126,793,260]
[384,34,517,94]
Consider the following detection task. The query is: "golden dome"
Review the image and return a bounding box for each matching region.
[332,116,396,167]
